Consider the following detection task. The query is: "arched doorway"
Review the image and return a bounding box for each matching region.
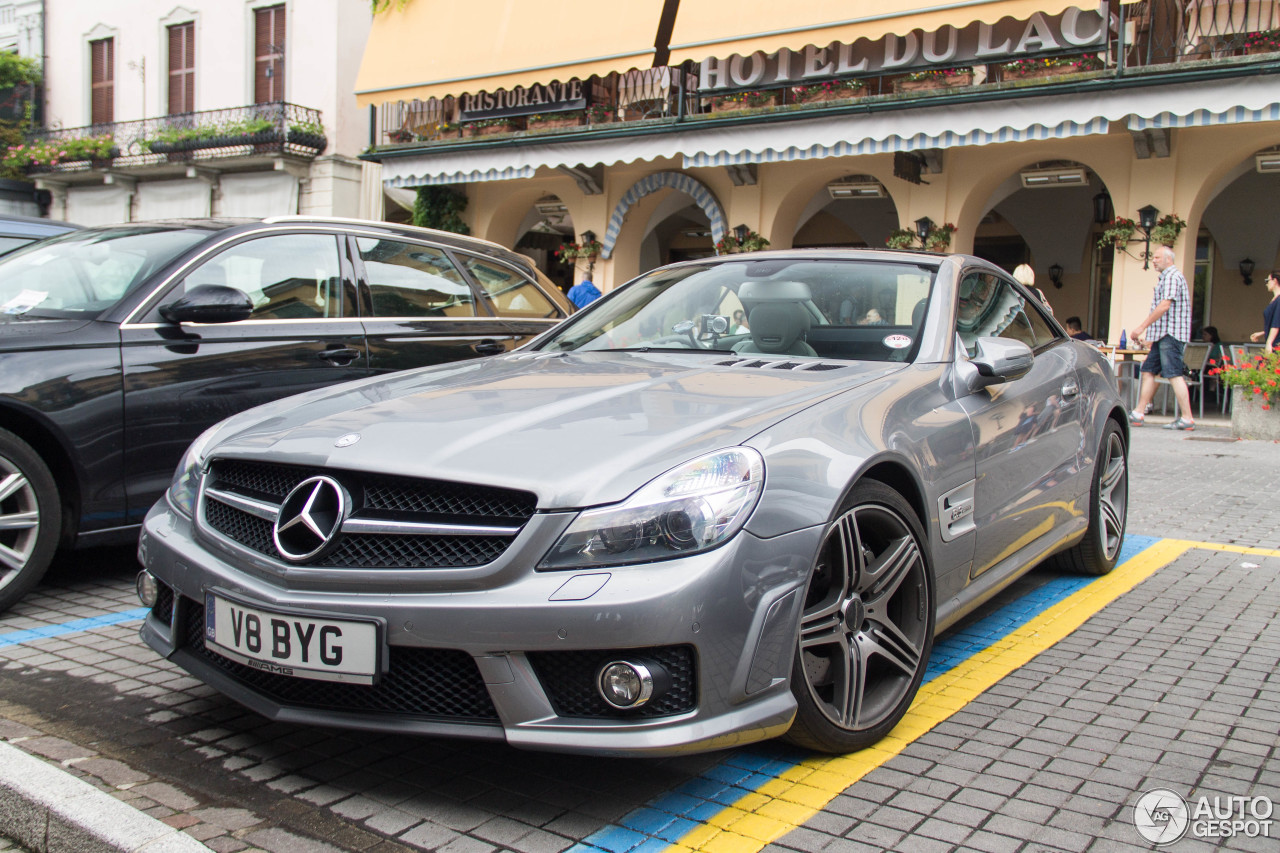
[974,161,1110,339]
[792,175,899,248]
[1194,151,1280,342]
[513,195,574,295]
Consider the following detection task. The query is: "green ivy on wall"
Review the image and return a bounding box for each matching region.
[413,186,470,234]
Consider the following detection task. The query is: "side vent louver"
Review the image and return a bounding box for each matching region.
[715,359,845,372]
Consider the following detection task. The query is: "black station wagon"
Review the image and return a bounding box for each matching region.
[0,216,572,612]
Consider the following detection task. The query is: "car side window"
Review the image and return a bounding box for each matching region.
[1019,292,1061,348]
[458,255,561,318]
[956,272,1040,356]
[184,234,343,319]
[357,238,476,318]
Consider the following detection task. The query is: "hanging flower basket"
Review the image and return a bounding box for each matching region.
[886,229,917,249]
[555,239,603,265]
[1097,217,1136,250]
[923,223,957,252]
[1149,214,1187,247]
[715,230,770,254]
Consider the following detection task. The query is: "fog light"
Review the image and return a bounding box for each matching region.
[597,660,655,709]
[136,571,159,607]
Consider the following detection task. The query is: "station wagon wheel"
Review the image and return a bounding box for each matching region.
[0,429,61,614]
[1052,420,1128,576]
[787,480,934,753]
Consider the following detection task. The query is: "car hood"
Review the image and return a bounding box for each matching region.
[204,351,902,508]
[0,315,93,346]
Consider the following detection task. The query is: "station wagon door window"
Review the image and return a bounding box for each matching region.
[181,234,345,319]
[356,238,478,317]
[459,254,563,319]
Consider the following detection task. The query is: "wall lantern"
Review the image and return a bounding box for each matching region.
[1240,257,1255,285]
[1136,204,1160,270]
[1049,263,1064,289]
[581,229,596,244]
[1092,191,1111,225]
[913,216,935,241]
[733,223,750,244]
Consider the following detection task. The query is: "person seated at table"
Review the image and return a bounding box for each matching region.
[1063,316,1091,341]
[1199,325,1225,365]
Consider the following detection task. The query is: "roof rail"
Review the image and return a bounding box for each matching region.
[260,215,507,250]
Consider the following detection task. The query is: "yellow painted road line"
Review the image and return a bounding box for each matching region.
[675,538,1215,853]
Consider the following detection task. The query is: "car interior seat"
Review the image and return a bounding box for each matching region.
[733,302,819,357]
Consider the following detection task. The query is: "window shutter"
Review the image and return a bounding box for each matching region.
[254,5,285,104]
[167,23,195,115]
[90,37,114,125]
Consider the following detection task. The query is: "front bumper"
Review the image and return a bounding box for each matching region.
[138,500,824,756]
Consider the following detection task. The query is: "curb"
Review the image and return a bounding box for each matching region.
[0,741,211,853]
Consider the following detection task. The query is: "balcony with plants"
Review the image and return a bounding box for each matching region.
[372,0,1279,150]
[9,103,326,177]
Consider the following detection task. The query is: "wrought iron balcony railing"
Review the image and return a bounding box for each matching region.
[375,0,1280,148]
[11,102,326,175]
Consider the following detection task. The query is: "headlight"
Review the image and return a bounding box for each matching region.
[539,447,764,570]
[166,425,221,518]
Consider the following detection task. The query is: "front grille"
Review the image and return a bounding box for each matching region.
[183,600,499,722]
[528,646,697,718]
[201,460,536,569]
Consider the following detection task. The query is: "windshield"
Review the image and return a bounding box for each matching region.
[0,226,210,318]
[537,258,937,362]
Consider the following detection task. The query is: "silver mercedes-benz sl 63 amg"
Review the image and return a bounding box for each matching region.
[137,250,1129,756]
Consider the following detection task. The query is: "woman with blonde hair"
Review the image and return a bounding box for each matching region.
[1012,263,1053,314]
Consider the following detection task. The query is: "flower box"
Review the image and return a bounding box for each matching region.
[461,121,522,137]
[526,114,586,132]
[795,86,866,105]
[894,72,974,93]
[1231,395,1280,440]
[709,93,780,113]
[1004,65,1076,82]
[287,130,327,150]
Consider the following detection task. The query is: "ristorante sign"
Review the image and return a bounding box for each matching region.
[457,80,586,121]
[698,9,1109,92]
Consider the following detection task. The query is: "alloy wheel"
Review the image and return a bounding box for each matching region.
[0,454,40,592]
[1097,430,1128,561]
[798,501,931,733]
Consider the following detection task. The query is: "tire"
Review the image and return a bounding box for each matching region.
[1052,420,1128,576]
[0,429,61,614]
[785,480,935,753]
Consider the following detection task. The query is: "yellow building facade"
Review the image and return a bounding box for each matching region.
[359,0,1280,344]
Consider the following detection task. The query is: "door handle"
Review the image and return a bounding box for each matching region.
[473,340,506,356]
[318,347,361,365]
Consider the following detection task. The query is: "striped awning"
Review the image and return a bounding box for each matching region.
[378,76,1280,188]
[1128,103,1280,131]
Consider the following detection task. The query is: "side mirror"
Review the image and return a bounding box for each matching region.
[957,336,1034,393]
[159,284,253,325]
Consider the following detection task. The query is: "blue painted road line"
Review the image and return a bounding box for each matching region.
[569,533,1165,853]
[0,607,149,649]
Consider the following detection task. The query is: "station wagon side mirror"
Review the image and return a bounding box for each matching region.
[159,284,254,325]
[957,336,1034,393]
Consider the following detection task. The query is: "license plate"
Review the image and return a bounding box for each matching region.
[204,592,378,684]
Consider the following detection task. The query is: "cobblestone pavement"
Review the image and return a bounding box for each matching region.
[1,422,1277,853]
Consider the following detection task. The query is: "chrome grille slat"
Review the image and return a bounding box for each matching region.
[200,460,535,569]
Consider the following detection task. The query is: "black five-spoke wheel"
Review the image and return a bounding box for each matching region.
[787,480,934,753]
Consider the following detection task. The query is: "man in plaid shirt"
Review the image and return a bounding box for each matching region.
[1129,245,1194,430]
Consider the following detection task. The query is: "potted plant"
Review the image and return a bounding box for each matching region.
[586,103,615,125]
[1244,29,1280,54]
[885,229,917,249]
[1209,350,1280,439]
[895,66,974,93]
[387,128,414,143]
[526,110,586,132]
[709,90,779,113]
[1097,217,1137,250]
[460,116,524,137]
[790,79,866,104]
[1149,213,1187,247]
[287,120,327,151]
[715,230,770,254]
[1000,53,1104,81]
[4,135,117,171]
[923,222,957,252]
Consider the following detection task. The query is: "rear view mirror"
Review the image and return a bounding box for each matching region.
[159,284,253,324]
